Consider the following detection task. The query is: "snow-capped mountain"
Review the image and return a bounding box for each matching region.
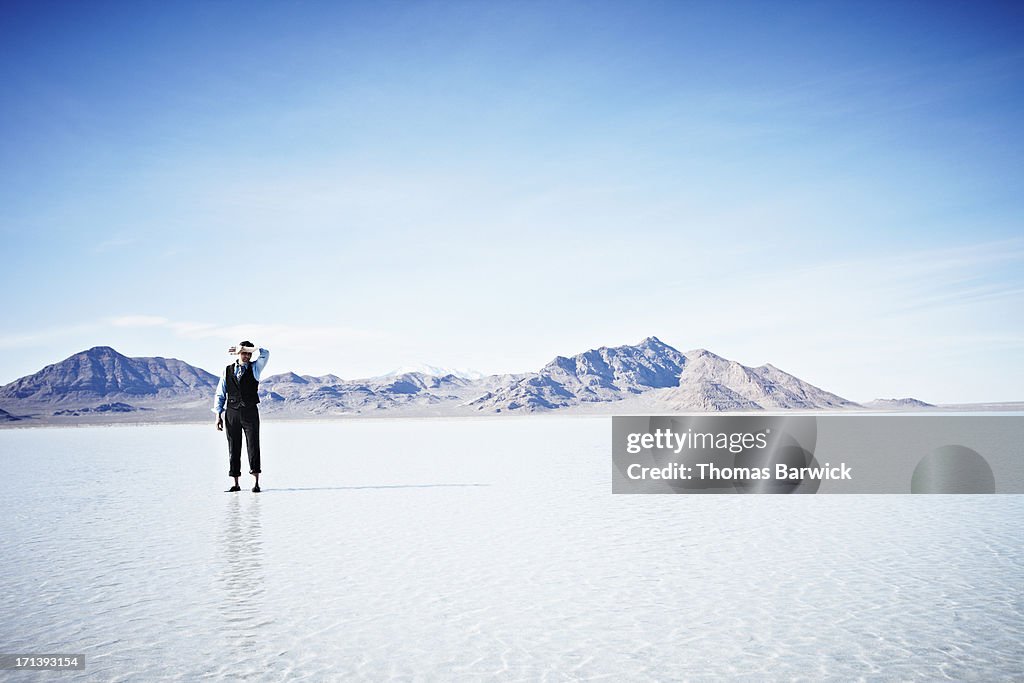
[375,363,486,380]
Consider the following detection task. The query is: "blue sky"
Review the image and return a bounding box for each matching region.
[1,0,1022,403]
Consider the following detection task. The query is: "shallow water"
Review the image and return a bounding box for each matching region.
[1,417,1022,680]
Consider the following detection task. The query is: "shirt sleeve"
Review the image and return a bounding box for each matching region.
[212,374,226,415]
[252,347,270,381]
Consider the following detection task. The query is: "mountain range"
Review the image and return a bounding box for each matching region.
[0,336,934,425]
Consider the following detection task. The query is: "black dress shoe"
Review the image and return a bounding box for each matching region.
[252,485,261,493]
[227,485,241,492]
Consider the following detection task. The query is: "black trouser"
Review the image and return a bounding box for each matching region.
[225,405,261,477]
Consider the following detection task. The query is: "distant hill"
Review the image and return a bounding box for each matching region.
[259,370,482,414]
[863,398,935,409]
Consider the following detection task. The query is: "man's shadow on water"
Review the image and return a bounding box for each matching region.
[261,483,491,492]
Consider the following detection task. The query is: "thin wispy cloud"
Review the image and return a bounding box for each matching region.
[91,237,139,253]
[109,315,169,327]
[0,324,102,350]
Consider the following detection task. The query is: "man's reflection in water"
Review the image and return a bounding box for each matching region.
[217,494,265,653]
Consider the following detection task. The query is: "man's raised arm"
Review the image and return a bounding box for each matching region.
[253,347,270,380]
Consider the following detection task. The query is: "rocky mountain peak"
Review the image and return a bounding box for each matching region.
[0,346,218,403]
[83,345,120,356]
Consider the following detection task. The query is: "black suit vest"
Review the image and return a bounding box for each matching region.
[224,362,260,409]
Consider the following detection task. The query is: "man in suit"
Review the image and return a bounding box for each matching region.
[213,341,270,492]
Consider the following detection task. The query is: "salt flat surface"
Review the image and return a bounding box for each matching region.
[1,417,1022,681]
